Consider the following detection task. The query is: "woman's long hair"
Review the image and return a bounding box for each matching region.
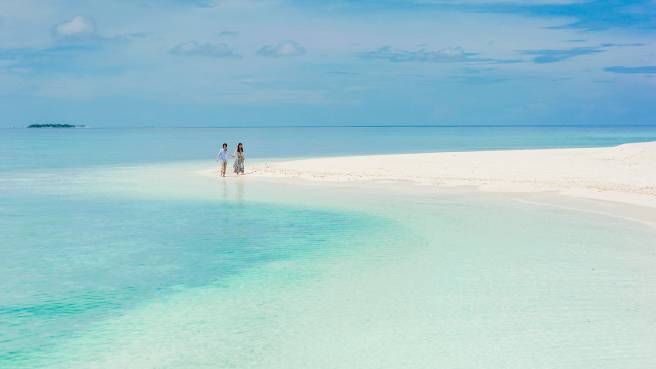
[236,143,244,153]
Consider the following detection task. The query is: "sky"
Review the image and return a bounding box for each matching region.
[0,0,654,127]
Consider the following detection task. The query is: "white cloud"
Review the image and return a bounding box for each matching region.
[52,16,97,41]
[170,41,239,58]
[357,46,505,63]
[257,41,305,58]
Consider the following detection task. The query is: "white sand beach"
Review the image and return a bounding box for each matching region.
[251,141,656,209]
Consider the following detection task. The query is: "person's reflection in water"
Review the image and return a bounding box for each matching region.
[235,177,245,203]
[220,178,229,201]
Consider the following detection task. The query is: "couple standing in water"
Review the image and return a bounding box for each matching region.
[217,143,245,177]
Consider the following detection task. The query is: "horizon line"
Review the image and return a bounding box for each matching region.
[2,123,656,129]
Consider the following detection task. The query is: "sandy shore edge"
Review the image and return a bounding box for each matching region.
[244,142,656,209]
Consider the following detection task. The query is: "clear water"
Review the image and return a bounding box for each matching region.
[1,126,655,368]
[2,125,655,171]
[1,191,390,366]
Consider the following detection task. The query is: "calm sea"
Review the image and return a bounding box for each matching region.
[1,126,655,368]
[1,125,655,172]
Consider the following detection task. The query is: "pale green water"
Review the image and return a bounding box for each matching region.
[1,127,655,368]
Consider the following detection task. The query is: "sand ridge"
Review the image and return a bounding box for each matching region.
[248,142,656,208]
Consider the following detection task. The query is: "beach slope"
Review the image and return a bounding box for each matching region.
[252,142,656,208]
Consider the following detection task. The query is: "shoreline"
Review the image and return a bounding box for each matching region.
[6,141,656,368]
[246,141,656,210]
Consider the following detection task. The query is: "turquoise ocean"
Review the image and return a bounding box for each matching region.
[1,126,656,368]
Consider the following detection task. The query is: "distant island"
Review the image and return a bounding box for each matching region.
[27,124,85,128]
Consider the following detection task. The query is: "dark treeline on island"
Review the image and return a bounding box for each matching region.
[27,124,85,128]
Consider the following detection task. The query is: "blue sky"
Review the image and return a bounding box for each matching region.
[0,0,654,127]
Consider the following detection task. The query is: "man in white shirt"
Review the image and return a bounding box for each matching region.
[217,143,229,177]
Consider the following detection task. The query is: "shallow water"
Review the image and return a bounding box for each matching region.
[1,127,656,368]
[1,195,390,364]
